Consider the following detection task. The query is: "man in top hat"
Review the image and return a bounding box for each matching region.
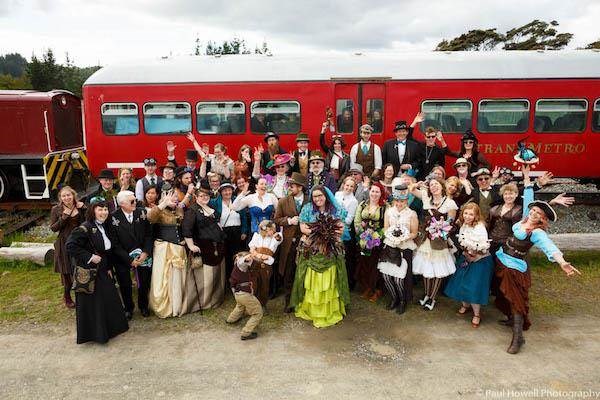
[111,190,154,319]
[306,151,337,194]
[261,132,287,176]
[349,124,382,177]
[135,157,163,202]
[470,167,502,220]
[382,119,422,177]
[273,172,308,312]
[89,168,118,212]
[290,132,311,176]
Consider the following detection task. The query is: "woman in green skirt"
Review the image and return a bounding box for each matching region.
[290,185,350,328]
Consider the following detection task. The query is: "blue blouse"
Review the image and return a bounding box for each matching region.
[495,186,561,272]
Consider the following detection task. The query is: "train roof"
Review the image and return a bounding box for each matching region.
[84,51,600,86]
[0,90,76,102]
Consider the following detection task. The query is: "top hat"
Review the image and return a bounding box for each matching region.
[185,149,198,161]
[263,132,279,142]
[97,168,116,180]
[393,120,408,132]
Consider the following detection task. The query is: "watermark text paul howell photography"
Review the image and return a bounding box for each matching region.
[479,388,600,398]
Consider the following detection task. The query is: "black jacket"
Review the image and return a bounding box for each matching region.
[109,208,153,266]
[66,220,113,271]
[381,138,422,176]
[416,143,447,181]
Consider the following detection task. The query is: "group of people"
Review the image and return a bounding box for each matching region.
[50,112,580,354]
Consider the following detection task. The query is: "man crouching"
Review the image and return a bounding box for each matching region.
[227,251,263,341]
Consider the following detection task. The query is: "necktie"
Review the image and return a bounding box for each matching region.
[362,144,368,155]
[128,214,133,223]
[150,177,155,185]
[295,199,301,212]
[397,140,406,146]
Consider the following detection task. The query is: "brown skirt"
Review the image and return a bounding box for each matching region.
[494,258,532,330]
[355,247,382,293]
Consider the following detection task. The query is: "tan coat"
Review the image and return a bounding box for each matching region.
[273,194,306,276]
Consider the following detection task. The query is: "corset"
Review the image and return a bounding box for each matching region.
[157,224,182,244]
[502,233,533,259]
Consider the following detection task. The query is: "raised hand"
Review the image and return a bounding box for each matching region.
[185,132,196,143]
[253,147,262,163]
[411,112,425,127]
[537,171,554,187]
[166,140,177,153]
[492,166,501,180]
[550,192,575,208]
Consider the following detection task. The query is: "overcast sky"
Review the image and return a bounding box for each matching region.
[1,0,599,66]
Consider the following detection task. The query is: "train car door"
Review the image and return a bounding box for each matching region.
[333,82,387,143]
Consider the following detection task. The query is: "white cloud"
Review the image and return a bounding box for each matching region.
[0,0,598,66]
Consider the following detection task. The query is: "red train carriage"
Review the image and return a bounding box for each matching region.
[82,51,600,180]
[0,90,88,201]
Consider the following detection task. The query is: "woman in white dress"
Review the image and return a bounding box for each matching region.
[411,177,458,310]
[377,184,418,314]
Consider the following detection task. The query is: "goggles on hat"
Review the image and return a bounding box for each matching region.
[144,158,156,165]
[89,196,106,205]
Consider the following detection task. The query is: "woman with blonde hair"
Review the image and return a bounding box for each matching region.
[445,176,469,208]
[50,186,85,308]
[444,203,494,328]
[117,168,136,192]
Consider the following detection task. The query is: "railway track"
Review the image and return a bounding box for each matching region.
[0,201,51,245]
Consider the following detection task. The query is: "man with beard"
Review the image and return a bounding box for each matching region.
[174,167,196,209]
[306,151,337,194]
[261,132,286,175]
[273,172,308,313]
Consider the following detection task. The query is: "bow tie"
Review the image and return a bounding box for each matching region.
[397,140,406,146]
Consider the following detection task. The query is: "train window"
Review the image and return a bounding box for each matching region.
[366,99,384,133]
[592,100,600,132]
[534,99,587,133]
[143,102,191,134]
[197,102,245,134]
[477,100,529,133]
[250,101,300,134]
[336,99,354,133]
[420,100,472,133]
[101,103,139,135]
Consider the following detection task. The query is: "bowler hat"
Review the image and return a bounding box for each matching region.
[97,169,116,180]
[295,132,310,142]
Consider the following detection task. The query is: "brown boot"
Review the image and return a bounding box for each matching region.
[360,288,373,299]
[507,314,525,354]
[64,291,75,309]
[368,289,383,303]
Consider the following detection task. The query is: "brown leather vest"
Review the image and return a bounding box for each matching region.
[356,142,375,176]
[502,233,533,259]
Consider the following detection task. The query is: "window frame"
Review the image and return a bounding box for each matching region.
[250,100,301,134]
[142,101,192,135]
[592,99,600,132]
[477,98,530,134]
[420,99,473,134]
[335,98,355,135]
[534,98,588,134]
[195,101,246,135]
[100,102,140,136]
[365,98,384,135]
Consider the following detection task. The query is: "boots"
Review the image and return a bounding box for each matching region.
[396,300,406,315]
[386,293,399,310]
[64,290,75,309]
[507,314,525,354]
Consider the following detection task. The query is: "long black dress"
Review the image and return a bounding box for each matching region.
[66,221,128,344]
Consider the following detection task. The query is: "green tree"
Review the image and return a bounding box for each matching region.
[27,49,63,91]
[203,37,266,55]
[503,20,573,50]
[436,29,505,51]
[584,39,600,49]
[434,20,574,51]
[255,40,272,55]
[0,73,32,90]
[0,53,28,77]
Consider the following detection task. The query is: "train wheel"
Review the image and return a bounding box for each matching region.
[0,169,10,201]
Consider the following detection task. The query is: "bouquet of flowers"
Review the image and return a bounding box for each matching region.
[425,216,453,250]
[384,224,410,248]
[359,228,383,256]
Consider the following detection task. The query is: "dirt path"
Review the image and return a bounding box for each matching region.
[1,299,599,400]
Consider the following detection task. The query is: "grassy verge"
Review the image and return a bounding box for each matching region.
[1,251,598,330]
